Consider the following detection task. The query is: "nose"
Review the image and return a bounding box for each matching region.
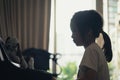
[71,33,75,39]
[71,34,73,38]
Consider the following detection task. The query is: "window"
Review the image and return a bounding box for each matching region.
[49,0,96,78]
[49,0,120,80]
[103,0,120,80]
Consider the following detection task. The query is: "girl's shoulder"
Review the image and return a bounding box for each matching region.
[85,42,103,55]
[86,43,100,50]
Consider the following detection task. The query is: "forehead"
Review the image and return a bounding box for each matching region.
[70,21,78,32]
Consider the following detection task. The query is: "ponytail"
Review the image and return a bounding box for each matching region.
[101,31,113,62]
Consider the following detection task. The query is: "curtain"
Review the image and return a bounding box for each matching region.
[0,0,51,50]
[95,0,104,48]
[96,0,103,14]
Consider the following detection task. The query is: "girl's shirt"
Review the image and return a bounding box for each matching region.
[77,42,110,80]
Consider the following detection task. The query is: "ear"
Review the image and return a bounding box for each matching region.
[84,29,95,41]
[87,29,93,37]
[82,30,93,42]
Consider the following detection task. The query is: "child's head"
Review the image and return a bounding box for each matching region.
[71,10,103,47]
[70,10,103,46]
[70,10,112,62]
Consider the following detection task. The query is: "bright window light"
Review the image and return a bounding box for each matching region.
[49,0,96,72]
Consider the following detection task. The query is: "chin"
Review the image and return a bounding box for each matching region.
[74,43,79,46]
[73,41,83,46]
[75,43,82,46]
[76,44,82,46]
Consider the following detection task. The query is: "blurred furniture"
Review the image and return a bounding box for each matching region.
[0,41,54,80]
[22,48,50,71]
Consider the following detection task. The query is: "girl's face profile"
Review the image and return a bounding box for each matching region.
[71,24,84,46]
[71,31,83,46]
